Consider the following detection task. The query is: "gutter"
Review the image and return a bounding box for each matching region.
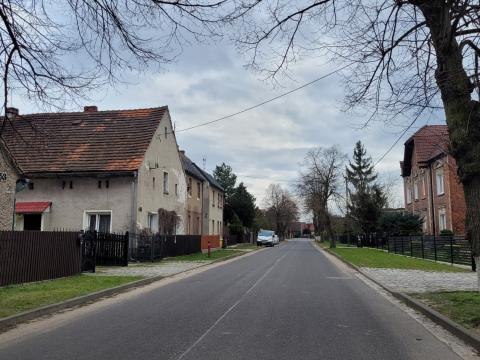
[130,171,138,252]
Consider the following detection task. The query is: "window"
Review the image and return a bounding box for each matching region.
[218,193,222,208]
[28,182,34,190]
[212,220,215,234]
[69,181,73,189]
[86,212,112,233]
[413,180,419,200]
[163,172,169,194]
[106,180,109,188]
[187,177,192,197]
[175,183,178,196]
[212,190,215,207]
[153,177,156,190]
[421,177,426,198]
[436,168,445,195]
[439,208,447,231]
[148,213,158,233]
[62,181,66,189]
[164,126,168,139]
[406,184,412,204]
[197,182,201,200]
[98,180,102,189]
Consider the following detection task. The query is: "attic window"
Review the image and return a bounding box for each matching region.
[98,180,102,189]
[28,182,34,190]
[69,181,73,189]
[164,127,168,139]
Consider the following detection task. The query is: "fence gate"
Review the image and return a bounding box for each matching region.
[81,231,97,272]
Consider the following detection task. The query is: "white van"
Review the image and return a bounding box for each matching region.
[257,230,280,247]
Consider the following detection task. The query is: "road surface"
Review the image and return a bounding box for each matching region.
[0,240,465,359]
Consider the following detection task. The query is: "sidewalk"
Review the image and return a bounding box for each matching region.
[361,268,477,293]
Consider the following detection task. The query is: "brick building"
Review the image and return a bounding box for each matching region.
[400,125,466,235]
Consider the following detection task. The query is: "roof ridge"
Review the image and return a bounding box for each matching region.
[7,105,168,118]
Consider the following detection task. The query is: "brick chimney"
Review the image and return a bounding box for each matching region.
[84,106,98,112]
[5,107,19,120]
[180,150,185,155]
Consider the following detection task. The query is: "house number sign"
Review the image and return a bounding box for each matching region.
[0,172,7,181]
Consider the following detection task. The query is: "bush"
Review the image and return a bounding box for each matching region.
[440,229,454,236]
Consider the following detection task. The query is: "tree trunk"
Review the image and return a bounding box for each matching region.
[417,2,480,285]
[325,212,336,248]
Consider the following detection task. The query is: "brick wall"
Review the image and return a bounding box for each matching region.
[0,148,18,230]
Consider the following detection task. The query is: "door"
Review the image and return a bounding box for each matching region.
[23,214,42,230]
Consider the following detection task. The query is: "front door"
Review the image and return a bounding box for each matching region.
[23,214,42,230]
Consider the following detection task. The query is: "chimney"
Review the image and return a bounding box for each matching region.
[5,107,19,120]
[84,106,98,112]
[180,150,185,155]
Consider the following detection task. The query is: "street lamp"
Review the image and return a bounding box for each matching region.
[12,178,30,230]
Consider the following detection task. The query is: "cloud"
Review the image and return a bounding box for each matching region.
[12,41,445,210]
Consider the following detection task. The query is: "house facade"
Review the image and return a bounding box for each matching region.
[197,167,225,238]
[400,125,466,235]
[180,151,205,235]
[0,134,20,230]
[1,106,187,235]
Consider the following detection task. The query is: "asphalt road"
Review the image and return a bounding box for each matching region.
[0,240,464,360]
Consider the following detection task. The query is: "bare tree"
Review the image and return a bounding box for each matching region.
[263,183,299,240]
[228,0,480,276]
[297,146,346,248]
[0,0,229,133]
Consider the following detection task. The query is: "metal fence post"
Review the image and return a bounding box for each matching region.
[433,235,437,261]
[123,232,129,266]
[410,236,413,257]
[450,236,454,264]
[401,237,404,255]
[421,236,425,259]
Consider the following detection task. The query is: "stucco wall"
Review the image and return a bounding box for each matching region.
[137,112,187,234]
[0,148,18,230]
[186,174,203,234]
[15,176,134,232]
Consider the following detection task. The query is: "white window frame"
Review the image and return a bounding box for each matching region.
[197,182,201,200]
[436,167,445,195]
[414,180,419,200]
[148,212,159,233]
[406,184,412,204]
[83,210,112,233]
[439,208,447,231]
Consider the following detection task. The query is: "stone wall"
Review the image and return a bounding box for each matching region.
[0,148,18,230]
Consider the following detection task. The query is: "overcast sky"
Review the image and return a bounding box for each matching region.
[13,41,444,218]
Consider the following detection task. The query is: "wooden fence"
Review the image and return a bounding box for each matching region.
[0,231,82,286]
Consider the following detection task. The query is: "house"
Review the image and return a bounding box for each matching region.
[196,166,225,238]
[400,125,466,235]
[1,106,187,235]
[0,123,21,230]
[179,150,206,235]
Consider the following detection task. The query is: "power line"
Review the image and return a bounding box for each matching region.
[174,64,351,134]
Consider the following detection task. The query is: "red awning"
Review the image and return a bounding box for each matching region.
[15,202,51,214]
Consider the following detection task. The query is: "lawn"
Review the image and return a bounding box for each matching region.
[164,249,243,262]
[0,275,142,319]
[412,292,480,335]
[228,243,259,250]
[328,246,468,272]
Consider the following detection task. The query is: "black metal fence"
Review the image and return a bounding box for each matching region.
[335,233,474,270]
[130,234,201,261]
[222,232,257,248]
[81,231,129,272]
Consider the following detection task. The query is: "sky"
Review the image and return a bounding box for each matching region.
[12,40,445,218]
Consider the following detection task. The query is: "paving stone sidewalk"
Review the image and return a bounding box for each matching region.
[361,268,477,293]
[92,261,213,278]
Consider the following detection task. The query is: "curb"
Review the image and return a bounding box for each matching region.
[0,246,263,333]
[315,242,480,352]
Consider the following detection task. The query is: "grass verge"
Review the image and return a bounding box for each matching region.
[165,249,244,262]
[412,292,480,335]
[0,275,142,319]
[228,243,259,250]
[326,246,467,272]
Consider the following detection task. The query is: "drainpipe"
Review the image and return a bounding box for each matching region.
[130,171,138,253]
[429,165,436,235]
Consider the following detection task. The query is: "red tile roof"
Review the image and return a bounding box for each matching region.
[401,125,450,176]
[16,201,51,213]
[407,125,449,163]
[0,106,168,175]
